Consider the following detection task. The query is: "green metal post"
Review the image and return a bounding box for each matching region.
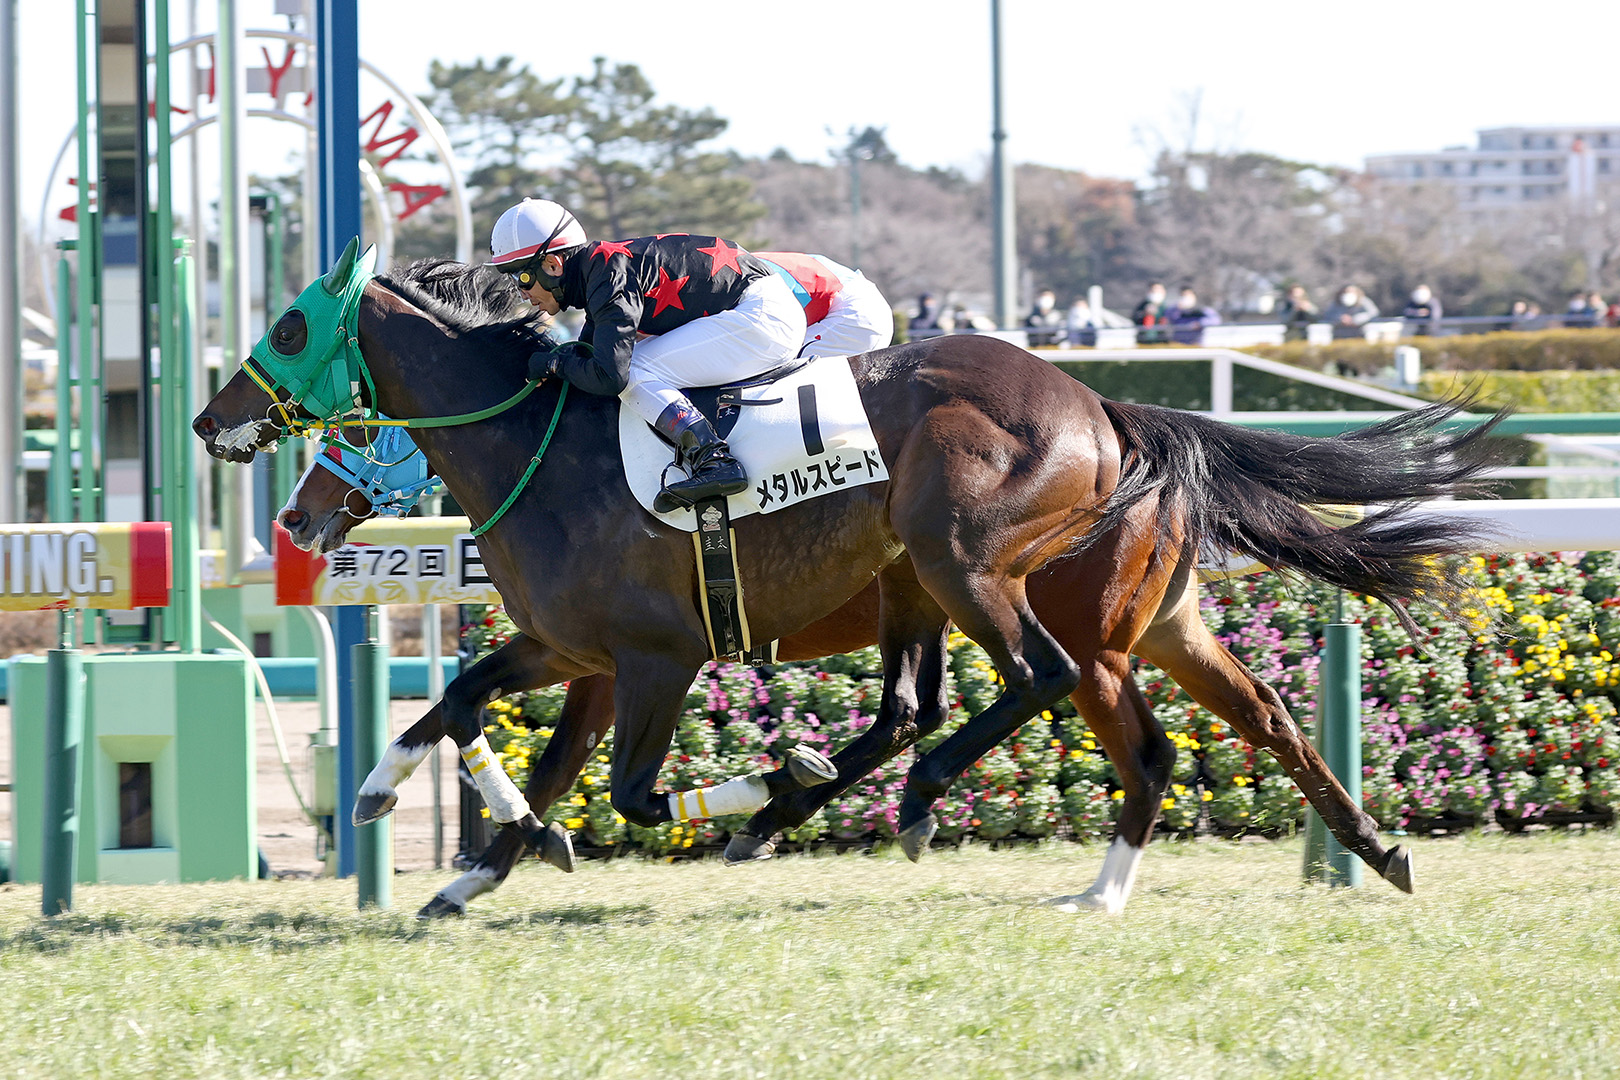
[51,253,73,521]
[1320,621,1364,887]
[168,250,200,652]
[73,0,96,525]
[41,611,86,915]
[353,611,392,908]
[265,191,297,506]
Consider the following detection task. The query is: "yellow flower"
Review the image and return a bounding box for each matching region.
[1201,790,1213,802]
[564,817,585,830]
[1110,790,1124,801]
[1161,797,1175,809]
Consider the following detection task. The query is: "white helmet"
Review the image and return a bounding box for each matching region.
[488,198,588,269]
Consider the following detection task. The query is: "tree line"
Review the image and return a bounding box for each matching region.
[376,55,1620,321]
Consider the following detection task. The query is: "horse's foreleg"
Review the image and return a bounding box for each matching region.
[355,634,553,826]
[419,675,619,918]
[727,564,951,863]
[1047,657,1172,915]
[1135,597,1413,894]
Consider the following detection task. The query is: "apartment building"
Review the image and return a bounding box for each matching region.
[1366,126,1620,209]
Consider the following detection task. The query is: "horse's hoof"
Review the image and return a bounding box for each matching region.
[1045,892,1113,915]
[897,814,938,863]
[723,832,776,865]
[785,745,838,788]
[1381,845,1415,894]
[416,894,465,920]
[529,820,576,874]
[352,790,397,826]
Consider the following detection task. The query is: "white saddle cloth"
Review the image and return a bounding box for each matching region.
[619,355,890,531]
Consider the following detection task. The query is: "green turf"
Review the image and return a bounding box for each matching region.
[3,832,1618,1079]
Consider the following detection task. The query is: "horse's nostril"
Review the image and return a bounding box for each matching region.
[193,414,219,439]
[279,508,309,533]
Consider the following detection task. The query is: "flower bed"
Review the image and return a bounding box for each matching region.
[465,551,1620,854]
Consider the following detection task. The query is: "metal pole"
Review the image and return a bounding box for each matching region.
[74,0,97,524]
[424,603,443,869]
[0,0,21,520]
[989,0,1017,330]
[41,611,86,915]
[171,251,201,651]
[52,255,74,522]
[217,0,249,374]
[1320,620,1364,887]
[353,611,392,908]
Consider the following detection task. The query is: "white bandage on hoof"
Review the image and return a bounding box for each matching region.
[460,734,529,823]
[668,774,770,821]
[359,739,433,798]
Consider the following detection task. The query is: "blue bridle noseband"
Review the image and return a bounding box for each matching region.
[314,423,440,519]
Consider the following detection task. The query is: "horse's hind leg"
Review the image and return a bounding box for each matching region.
[1048,668,1175,914]
[1135,582,1413,893]
[896,572,1082,859]
[419,675,618,919]
[725,562,951,863]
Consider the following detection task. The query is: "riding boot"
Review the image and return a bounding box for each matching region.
[652,401,748,513]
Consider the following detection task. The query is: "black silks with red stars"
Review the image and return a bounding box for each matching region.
[551,234,772,397]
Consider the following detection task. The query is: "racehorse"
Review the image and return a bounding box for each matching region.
[281,422,1434,919]
[198,246,1504,914]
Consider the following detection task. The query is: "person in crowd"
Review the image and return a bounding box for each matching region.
[1565,290,1598,328]
[1401,283,1443,336]
[1133,281,1169,343]
[1165,285,1221,345]
[1065,296,1096,347]
[1323,284,1380,338]
[1025,289,1064,344]
[912,291,941,332]
[1277,284,1318,342]
[1592,293,1614,328]
[1498,299,1533,332]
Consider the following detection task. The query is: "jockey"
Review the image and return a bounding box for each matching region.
[754,251,895,356]
[489,198,806,512]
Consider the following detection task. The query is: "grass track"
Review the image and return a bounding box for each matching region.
[3,832,1619,1079]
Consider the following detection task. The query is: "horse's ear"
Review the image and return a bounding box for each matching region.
[322,236,362,295]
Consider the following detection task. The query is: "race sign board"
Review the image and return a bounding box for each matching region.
[275,517,503,606]
[0,522,172,611]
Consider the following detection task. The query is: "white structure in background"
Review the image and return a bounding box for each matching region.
[1367,126,1620,211]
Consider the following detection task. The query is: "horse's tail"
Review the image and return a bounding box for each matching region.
[1091,395,1510,636]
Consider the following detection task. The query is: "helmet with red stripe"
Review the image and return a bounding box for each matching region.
[489,198,588,269]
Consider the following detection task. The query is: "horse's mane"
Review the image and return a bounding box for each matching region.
[376,257,557,353]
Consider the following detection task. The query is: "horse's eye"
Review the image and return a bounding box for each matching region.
[271,309,307,355]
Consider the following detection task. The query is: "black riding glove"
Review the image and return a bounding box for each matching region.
[527,340,594,384]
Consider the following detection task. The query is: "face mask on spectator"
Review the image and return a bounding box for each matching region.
[1340,290,1358,305]
[1179,293,1197,309]
[1411,287,1431,304]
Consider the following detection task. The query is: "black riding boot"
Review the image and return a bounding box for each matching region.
[652,405,748,513]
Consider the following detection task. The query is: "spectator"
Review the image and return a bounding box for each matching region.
[1565,290,1597,327]
[1133,281,1169,343]
[1401,284,1443,336]
[1025,289,1065,345]
[1323,284,1380,339]
[1592,293,1614,328]
[1277,284,1318,342]
[912,291,941,332]
[1165,286,1221,345]
[1498,299,1533,332]
[1065,296,1096,347]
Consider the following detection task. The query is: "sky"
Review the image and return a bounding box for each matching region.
[16,0,1620,230]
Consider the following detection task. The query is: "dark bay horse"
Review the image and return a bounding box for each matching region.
[199,251,1502,915]
[282,428,1401,919]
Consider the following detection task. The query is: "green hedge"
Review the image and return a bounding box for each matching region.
[1417,369,1620,413]
[464,551,1620,855]
[1248,328,1620,375]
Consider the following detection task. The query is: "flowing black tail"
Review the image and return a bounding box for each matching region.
[1092,396,1511,636]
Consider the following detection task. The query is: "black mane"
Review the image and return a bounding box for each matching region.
[377,257,558,352]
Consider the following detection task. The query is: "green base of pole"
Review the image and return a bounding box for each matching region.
[353,636,392,909]
[1306,620,1363,888]
[41,634,86,916]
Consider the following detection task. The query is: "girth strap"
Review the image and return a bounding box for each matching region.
[691,495,776,665]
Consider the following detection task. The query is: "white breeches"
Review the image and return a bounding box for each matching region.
[619,274,807,426]
[803,270,894,357]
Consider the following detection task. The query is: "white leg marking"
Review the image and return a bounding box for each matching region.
[359,739,433,798]
[667,774,770,821]
[1047,838,1144,915]
[460,734,529,822]
[437,865,501,910]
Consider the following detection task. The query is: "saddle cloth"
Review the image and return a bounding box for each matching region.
[619,354,890,531]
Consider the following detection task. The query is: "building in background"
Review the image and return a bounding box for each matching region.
[1367,126,1620,211]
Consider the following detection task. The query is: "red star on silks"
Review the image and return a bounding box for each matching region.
[696,238,742,277]
[592,239,633,262]
[645,266,689,317]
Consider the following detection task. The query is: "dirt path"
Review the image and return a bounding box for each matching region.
[1,696,465,879]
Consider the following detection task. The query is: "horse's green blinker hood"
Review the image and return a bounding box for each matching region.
[243,236,378,430]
